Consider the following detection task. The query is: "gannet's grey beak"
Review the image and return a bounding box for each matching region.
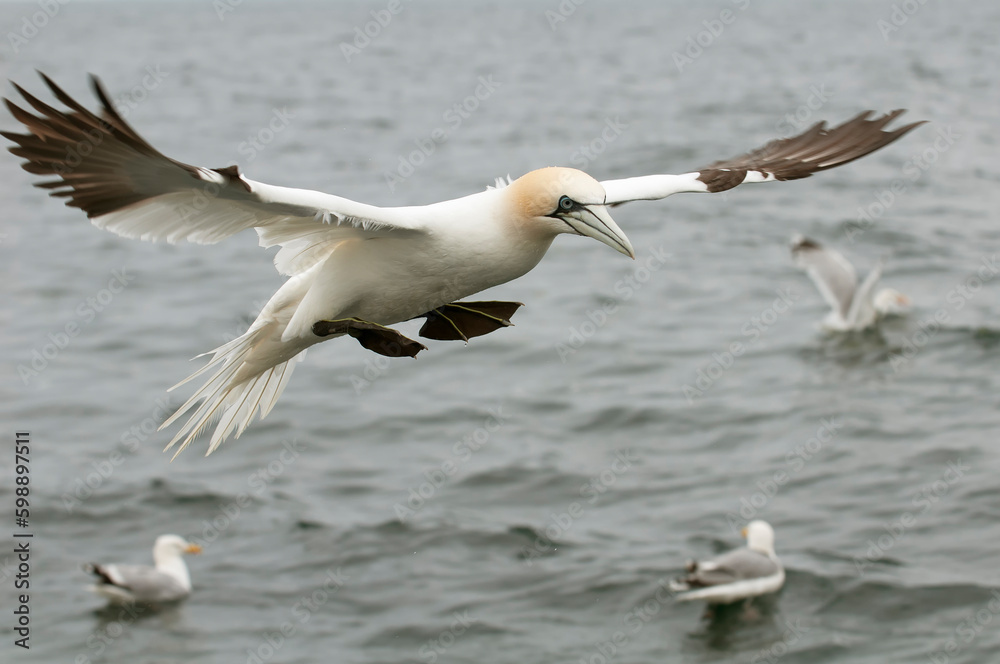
[562,205,635,259]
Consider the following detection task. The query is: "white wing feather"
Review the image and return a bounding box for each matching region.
[3,74,427,277]
[791,237,859,320]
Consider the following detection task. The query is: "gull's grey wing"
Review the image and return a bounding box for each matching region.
[601,110,925,204]
[845,257,885,327]
[87,563,189,603]
[791,235,859,320]
[682,548,780,588]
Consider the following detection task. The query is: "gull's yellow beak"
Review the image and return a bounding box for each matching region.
[185,543,203,554]
[741,527,748,538]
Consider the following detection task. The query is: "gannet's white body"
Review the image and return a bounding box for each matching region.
[154,168,627,453]
[3,75,923,454]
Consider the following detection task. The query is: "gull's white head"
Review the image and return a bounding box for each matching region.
[506,167,635,258]
[153,534,202,564]
[741,520,777,556]
[874,288,911,316]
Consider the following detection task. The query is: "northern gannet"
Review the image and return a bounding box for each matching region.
[670,520,784,604]
[791,234,910,331]
[3,75,923,455]
[83,534,202,605]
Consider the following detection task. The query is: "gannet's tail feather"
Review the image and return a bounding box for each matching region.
[159,328,305,457]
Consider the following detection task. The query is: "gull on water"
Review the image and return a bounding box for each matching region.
[3,74,923,455]
[83,534,202,605]
[670,520,784,604]
[790,233,910,332]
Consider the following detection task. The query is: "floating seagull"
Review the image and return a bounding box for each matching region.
[3,74,923,455]
[790,234,910,331]
[83,534,202,605]
[670,520,784,604]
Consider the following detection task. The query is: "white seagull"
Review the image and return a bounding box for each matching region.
[3,74,923,455]
[670,520,784,604]
[790,233,910,331]
[83,534,202,605]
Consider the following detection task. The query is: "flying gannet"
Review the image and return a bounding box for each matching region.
[670,520,784,604]
[83,534,202,605]
[3,74,923,455]
[790,234,910,331]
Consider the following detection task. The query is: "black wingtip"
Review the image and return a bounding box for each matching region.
[82,562,117,586]
[875,109,929,135]
[11,79,30,100]
[894,118,929,136]
[38,70,62,97]
[790,235,821,252]
[87,73,110,104]
[2,96,24,120]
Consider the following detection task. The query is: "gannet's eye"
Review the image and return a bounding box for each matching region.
[558,196,575,212]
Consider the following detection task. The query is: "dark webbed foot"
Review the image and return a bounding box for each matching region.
[416,301,523,342]
[312,318,426,358]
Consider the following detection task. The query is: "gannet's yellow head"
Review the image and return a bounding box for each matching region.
[507,167,635,258]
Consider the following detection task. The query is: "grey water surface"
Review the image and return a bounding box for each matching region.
[1,1,999,662]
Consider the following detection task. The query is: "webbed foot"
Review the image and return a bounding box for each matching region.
[416,301,524,342]
[312,318,426,358]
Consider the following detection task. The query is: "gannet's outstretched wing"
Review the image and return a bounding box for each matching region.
[2,74,426,276]
[790,234,859,320]
[601,110,925,204]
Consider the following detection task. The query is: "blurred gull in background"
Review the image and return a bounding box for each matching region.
[791,233,910,332]
[83,534,202,605]
[670,520,784,605]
